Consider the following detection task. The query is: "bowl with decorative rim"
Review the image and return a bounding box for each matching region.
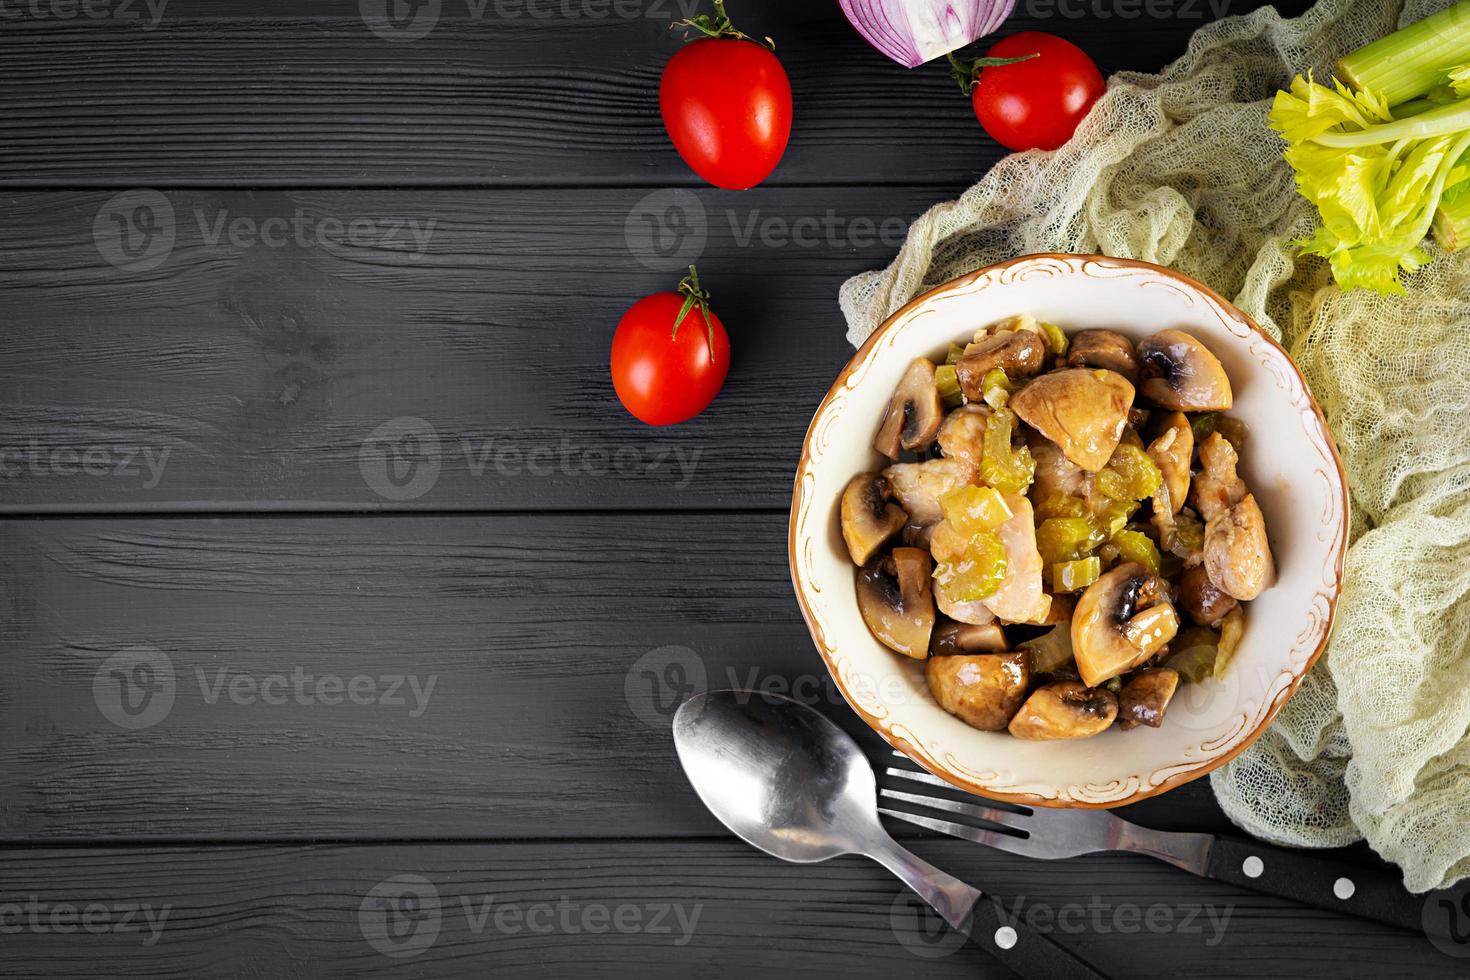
[789,253,1348,808]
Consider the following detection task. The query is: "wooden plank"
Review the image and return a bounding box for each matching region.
[0,186,940,513]
[0,512,1239,840]
[0,0,1311,187]
[0,839,1451,978]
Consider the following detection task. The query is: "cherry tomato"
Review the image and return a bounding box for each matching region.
[611,267,731,426]
[970,32,1104,152]
[660,37,792,190]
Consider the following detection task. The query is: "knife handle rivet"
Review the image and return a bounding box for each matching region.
[1242,856,1264,878]
[1334,877,1355,900]
[994,926,1017,950]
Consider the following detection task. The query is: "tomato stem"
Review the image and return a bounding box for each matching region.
[946,50,1038,96]
[672,0,775,50]
[672,264,718,363]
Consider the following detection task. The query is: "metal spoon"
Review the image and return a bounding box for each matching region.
[672,690,1104,980]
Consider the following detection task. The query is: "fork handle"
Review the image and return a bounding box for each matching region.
[1206,837,1423,933]
[959,895,1109,980]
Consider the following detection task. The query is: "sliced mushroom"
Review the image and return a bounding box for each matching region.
[1011,368,1135,471]
[874,357,944,459]
[1194,433,1274,601]
[1137,329,1232,411]
[1071,563,1181,687]
[1145,411,1193,515]
[1008,681,1118,740]
[980,494,1052,625]
[840,472,908,566]
[882,458,972,526]
[855,548,935,659]
[1176,564,1238,627]
[1118,668,1180,730]
[955,331,1047,400]
[929,520,998,626]
[1067,329,1139,381]
[930,619,1009,656]
[936,405,990,472]
[926,652,1029,731]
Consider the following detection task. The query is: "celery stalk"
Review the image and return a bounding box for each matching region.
[1435,183,1470,250]
[1337,1,1470,107]
[1308,97,1470,147]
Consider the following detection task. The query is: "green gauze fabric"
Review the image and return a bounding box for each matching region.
[839,0,1470,892]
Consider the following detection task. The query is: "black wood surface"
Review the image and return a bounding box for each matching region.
[0,0,1459,975]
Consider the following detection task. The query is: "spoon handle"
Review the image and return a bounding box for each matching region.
[868,838,1105,980]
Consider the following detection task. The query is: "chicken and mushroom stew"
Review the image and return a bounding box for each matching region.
[839,316,1274,740]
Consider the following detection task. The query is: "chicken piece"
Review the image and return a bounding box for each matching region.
[881,459,972,527]
[1028,430,1092,501]
[936,405,991,473]
[980,494,1051,625]
[1194,432,1274,601]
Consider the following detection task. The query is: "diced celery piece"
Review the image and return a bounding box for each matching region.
[1109,529,1161,575]
[1033,492,1088,520]
[935,363,963,408]
[1096,444,1162,501]
[940,485,1013,536]
[1166,627,1220,683]
[945,342,966,365]
[1036,517,1096,565]
[934,531,1008,602]
[1039,320,1068,357]
[980,408,1035,494]
[1051,556,1102,593]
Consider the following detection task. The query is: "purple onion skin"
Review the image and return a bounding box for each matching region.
[838,0,1017,68]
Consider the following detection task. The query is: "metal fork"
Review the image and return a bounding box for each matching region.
[879,756,1431,936]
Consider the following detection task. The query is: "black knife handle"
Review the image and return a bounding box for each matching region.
[1206,837,1422,933]
[962,895,1109,980]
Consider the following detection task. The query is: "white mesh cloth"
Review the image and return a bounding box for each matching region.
[839,0,1470,891]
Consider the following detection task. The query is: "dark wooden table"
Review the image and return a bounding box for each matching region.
[0,0,1462,976]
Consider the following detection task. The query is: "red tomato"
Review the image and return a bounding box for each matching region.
[971,32,1104,152]
[611,271,731,426]
[660,38,792,190]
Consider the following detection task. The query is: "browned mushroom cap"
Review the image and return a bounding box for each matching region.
[840,472,908,567]
[1008,681,1118,740]
[1146,411,1194,514]
[1010,369,1135,472]
[1118,668,1180,730]
[1137,329,1232,411]
[856,547,935,659]
[1071,563,1181,687]
[955,331,1047,400]
[1067,330,1139,381]
[1176,564,1238,627]
[874,358,944,459]
[930,619,1008,656]
[926,652,1029,731]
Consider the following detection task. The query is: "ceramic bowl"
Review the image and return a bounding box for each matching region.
[789,254,1348,807]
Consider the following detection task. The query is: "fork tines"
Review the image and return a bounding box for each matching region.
[878,764,1033,850]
